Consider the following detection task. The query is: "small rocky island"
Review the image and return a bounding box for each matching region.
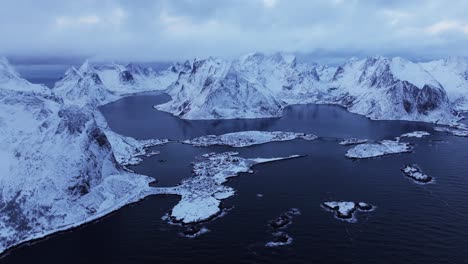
[265,208,301,247]
[322,201,374,222]
[401,165,433,183]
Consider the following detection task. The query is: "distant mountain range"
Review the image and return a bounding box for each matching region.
[48,52,468,123]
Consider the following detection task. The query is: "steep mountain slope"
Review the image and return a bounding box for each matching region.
[156,56,285,119]
[54,63,115,107]
[327,56,456,123]
[420,57,468,111]
[54,60,178,106]
[232,52,326,104]
[92,62,176,94]
[0,57,156,253]
[0,57,51,94]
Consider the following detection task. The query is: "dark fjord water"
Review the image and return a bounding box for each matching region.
[3,94,468,264]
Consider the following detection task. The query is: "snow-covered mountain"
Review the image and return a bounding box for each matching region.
[54,60,178,106]
[50,52,465,124]
[0,57,51,95]
[54,62,115,107]
[326,56,456,123]
[0,57,157,253]
[157,53,459,124]
[420,57,468,111]
[156,56,285,119]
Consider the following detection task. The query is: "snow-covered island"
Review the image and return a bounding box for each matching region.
[400,131,431,138]
[183,131,317,147]
[345,140,413,159]
[322,201,374,222]
[151,152,305,224]
[401,165,433,183]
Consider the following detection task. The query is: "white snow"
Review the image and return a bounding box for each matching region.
[183,131,317,147]
[400,131,431,138]
[421,57,468,111]
[345,140,413,159]
[390,57,440,89]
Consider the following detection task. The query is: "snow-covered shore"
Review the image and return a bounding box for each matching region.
[153,152,304,224]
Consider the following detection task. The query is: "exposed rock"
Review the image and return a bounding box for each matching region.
[265,232,293,247]
[181,226,210,238]
[322,201,374,222]
[401,164,433,183]
[339,138,369,146]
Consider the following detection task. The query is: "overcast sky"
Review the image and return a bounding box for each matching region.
[2,0,468,63]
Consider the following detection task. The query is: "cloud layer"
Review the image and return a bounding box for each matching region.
[1,0,468,62]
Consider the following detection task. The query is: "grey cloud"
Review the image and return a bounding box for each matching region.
[1,0,467,63]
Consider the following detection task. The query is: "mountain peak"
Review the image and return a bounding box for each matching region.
[0,56,23,83]
[270,52,296,66]
[79,59,94,73]
[0,56,9,66]
[239,52,266,64]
